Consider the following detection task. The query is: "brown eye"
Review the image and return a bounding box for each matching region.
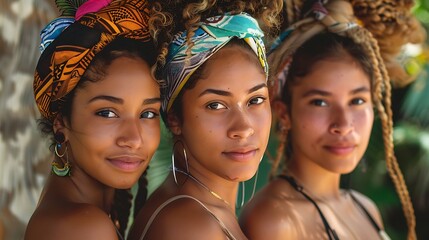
[310,99,328,107]
[249,97,265,106]
[207,102,226,110]
[96,110,118,118]
[351,98,365,105]
[141,111,159,119]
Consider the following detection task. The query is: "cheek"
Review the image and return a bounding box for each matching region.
[254,107,272,137]
[143,122,161,151]
[292,108,326,133]
[355,108,374,137]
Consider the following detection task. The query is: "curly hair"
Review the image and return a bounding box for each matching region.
[350,0,426,87]
[37,37,159,149]
[149,0,283,70]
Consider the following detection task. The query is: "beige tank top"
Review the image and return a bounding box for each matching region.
[139,195,237,240]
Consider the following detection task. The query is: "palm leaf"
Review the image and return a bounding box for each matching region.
[55,0,88,17]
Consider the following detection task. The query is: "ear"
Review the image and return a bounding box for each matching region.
[53,114,69,137]
[272,100,291,130]
[166,112,182,136]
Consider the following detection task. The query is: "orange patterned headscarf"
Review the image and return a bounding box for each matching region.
[34,0,153,121]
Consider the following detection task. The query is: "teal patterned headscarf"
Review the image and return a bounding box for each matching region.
[162,12,268,113]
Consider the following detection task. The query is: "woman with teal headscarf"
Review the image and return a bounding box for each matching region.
[128,1,282,239]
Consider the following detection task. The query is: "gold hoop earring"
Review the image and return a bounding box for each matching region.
[171,140,189,185]
[52,143,71,176]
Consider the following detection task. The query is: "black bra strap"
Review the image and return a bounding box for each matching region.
[279,175,339,240]
[348,190,382,232]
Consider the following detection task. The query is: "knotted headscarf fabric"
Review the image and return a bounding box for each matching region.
[34,0,153,121]
[161,12,268,113]
[268,0,359,99]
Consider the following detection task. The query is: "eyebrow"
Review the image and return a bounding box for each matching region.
[302,86,370,98]
[88,95,162,105]
[88,95,123,104]
[198,83,268,97]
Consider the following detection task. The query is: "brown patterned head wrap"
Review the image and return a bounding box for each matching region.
[34,0,154,121]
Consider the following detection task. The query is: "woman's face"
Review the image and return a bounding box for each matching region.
[173,45,271,182]
[284,56,374,174]
[62,56,161,189]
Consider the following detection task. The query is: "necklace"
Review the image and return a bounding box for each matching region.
[174,168,231,207]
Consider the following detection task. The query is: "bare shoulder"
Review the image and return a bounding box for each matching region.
[348,189,384,227]
[239,178,299,240]
[25,203,118,240]
[144,196,228,240]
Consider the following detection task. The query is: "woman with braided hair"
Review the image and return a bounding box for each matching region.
[25,0,166,239]
[127,1,282,239]
[239,0,416,239]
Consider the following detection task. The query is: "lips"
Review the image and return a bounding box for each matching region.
[324,144,356,155]
[223,147,258,162]
[107,156,145,172]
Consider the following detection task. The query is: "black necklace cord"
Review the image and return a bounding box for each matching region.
[279,175,340,240]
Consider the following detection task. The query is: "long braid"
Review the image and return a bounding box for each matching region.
[348,27,416,240]
[110,189,133,237]
[134,171,149,218]
[270,0,417,238]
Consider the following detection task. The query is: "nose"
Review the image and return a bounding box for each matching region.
[117,118,143,149]
[329,107,353,136]
[227,108,255,139]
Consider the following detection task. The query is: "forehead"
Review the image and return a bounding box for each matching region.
[76,57,157,96]
[203,46,265,77]
[293,59,371,92]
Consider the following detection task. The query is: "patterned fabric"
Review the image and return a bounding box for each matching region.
[34,0,153,121]
[39,17,75,53]
[162,12,268,113]
[75,0,112,20]
[269,0,359,99]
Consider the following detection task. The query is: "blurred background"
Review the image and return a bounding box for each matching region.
[0,0,428,239]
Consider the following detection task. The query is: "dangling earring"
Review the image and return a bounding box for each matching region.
[236,157,261,209]
[171,140,189,185]
[52,132,71,176]
[237,181,246,209]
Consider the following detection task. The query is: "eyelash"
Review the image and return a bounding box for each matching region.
[309,98,367,107]
[248,96,266,106]
[96,109,159,119]
[310,99,327,107]
[96,109,118,118]
[350,98,365,105]
[206,96,266,110]
[207,102,226,110]
[141,111,159,119]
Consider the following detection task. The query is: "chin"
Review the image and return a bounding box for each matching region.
[113,177,139,189]
[333,164,359,175]
[227,168,259,182]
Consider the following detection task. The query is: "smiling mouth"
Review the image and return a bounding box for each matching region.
[107,157,145,172]
[324,146,356,155]
[223,149,258,162]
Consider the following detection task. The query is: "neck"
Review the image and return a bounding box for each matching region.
[50,166,115,213]
[287,160,342,200]
[174,167,238,213]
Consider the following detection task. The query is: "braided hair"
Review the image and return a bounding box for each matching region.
[268,0,416,239]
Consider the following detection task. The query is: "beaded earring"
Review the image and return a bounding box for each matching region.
[52,132,71,176]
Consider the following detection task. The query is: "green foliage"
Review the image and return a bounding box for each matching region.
[55,0,88,17]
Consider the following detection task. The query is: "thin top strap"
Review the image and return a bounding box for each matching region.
[348,191,391,240]
[279,175,339,240]
[115,225,124,240]
[139,195,237,240]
